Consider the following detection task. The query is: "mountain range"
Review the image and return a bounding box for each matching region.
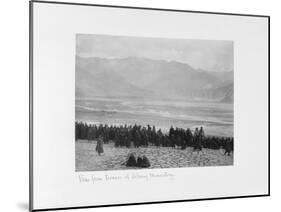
[76,56,233,102]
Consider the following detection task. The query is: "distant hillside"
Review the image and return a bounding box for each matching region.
[220,84,234,102]
[76,56,233,101]
[75,57,151,98]
[211,70,234,83]
[197,82,233,102]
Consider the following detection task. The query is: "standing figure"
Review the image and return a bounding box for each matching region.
[193,127,202,151]
[169,126,176,148]
[156,129,163,147]
[198,126,205,149]
[95,135,104,156]
[224,139,233,156]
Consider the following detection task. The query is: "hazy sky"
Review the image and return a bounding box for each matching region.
[76,34,233,72]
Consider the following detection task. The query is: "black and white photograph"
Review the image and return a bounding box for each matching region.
[75,34,234,171]
[28,1,269,210]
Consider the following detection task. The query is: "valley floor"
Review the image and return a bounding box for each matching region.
[75,140,233,171]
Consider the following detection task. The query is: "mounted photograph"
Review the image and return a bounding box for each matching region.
[75,34,234,171]
[30,1,269,210]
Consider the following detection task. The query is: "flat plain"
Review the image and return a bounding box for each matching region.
[76,140,233,171]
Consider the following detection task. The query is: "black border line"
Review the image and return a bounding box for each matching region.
[33,194,269,212]
[31,0,270,18]
[29,0,270,211]
[268,16,270,197]
[29,1,34,211]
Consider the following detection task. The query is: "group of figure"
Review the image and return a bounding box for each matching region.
[125,153,151,168]
[75,122,233,155]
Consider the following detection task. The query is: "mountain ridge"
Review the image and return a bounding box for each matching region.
[76,56,233,102]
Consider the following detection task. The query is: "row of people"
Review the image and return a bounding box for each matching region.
[75,122,233,153]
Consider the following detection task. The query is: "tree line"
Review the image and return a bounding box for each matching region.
[75,122,233,154]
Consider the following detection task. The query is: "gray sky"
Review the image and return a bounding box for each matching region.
[76,34,233,72]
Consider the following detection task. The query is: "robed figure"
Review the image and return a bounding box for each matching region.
[96,135,104,156]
